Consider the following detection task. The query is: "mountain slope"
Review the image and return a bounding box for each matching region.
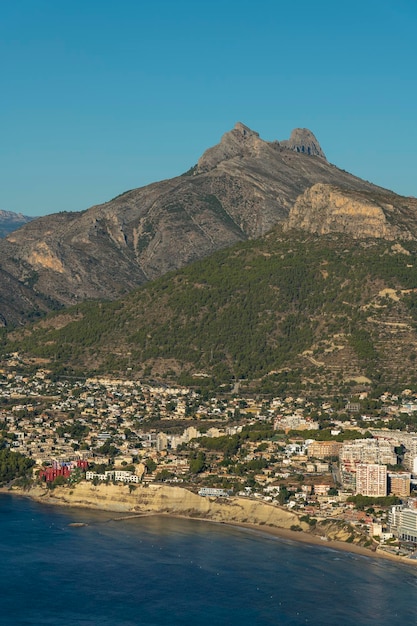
[0,210,34,238]
[1,122,416,325]
[8,226,417,394]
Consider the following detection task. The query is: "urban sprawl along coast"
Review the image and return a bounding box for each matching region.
[3,352,417,560]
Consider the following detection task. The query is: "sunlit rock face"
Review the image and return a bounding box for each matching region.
[287,183,415,240]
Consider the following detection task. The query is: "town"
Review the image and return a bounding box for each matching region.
[2,351,417,558]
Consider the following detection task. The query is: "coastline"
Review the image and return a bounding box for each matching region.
[159,513,415,564]
[2,483,415,568]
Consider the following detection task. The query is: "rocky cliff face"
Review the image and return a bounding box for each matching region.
[286,183,417,240]
[16,482,370,548]
[197,123,327,170]
[280,128,327,158]
[21,482,304,528]
[0,123,415,324]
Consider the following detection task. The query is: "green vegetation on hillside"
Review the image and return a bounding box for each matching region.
[288,429,373,442]
[0,444,35,485]
[346,494,401,509]
[5,227,417,393]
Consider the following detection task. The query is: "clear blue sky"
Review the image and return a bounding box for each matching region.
[1,0,417,216]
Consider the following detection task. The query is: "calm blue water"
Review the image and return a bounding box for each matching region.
[0,495,416,625]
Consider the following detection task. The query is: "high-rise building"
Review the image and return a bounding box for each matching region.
[388,506,417,543]
[156,432,168,451]
[388,472,411,497]
[402,436,417,472]
[356,464,387,497]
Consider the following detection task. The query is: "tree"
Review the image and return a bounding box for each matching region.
[50,475,67,488]
[278,486,290,504]
[189,451,206,474]
[97,440,119,457]
[145,458,157,473]
[0,445,35,484]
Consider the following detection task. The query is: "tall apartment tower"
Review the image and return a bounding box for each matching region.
[388,473,411,497]
[356,464,387,497]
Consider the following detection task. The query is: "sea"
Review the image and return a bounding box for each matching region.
[0,495,416,626]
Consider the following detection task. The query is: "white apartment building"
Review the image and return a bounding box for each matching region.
[389,505,417,543]
[86,470,140,483]
[341,439,396,469]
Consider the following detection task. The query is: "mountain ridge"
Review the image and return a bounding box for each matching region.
[0,210,34,238]
[0,123,416,325]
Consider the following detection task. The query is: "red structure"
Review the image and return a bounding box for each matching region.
[39,460,88,483]
[39,466,71,482]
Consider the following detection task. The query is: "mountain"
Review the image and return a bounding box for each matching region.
[7,226,417,395]
[1,122,416,326]
[0,210,34,238]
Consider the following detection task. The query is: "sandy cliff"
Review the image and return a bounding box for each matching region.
[6,482,417,568]
[21,482,305,529]
[11,482,373,549]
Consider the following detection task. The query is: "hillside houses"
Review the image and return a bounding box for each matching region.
[3,357,417,547]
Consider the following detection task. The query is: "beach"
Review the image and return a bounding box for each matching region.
[3,492,417,626]
[2,481,415,567]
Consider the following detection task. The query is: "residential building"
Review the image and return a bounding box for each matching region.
[388,473,411,497]
[341,439,396,467]
[389,506,417,543]
[198,487,232,497]
[356,464,387,497]
[308,441,342,459]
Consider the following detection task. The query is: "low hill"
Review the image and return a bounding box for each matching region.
[6,226,417,395]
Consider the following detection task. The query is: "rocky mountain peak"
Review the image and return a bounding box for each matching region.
[1,121,415,326]
[197,123,327,172]
[280,128,326,159]
[197,122,263,172]
[232,122,260,138]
